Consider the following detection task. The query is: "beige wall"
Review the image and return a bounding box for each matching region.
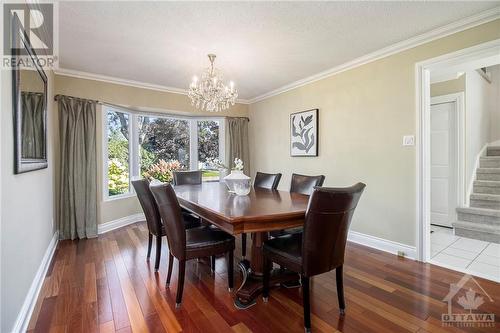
[430,76,465,97]
[20,69,46,92]
[248,19,500,247]
[1,69,56,332]
[54,75,249,225]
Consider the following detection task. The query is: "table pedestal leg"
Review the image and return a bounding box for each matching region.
[234,231,300,309]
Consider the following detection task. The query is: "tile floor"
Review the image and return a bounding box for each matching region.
[430,225,500,282]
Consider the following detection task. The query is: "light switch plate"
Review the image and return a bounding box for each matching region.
[403,135,415,146]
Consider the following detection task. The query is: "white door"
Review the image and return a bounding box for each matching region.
[430,102,458,228]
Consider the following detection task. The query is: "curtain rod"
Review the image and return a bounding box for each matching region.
[53,94,249,121]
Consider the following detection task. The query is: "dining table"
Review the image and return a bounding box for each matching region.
[173,181,309,309]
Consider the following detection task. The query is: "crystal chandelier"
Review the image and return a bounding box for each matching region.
[188,54,238,112]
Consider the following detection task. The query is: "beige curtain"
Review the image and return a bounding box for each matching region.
[227,117,250,175]
[21,92,45,158]
[57,96,98,240]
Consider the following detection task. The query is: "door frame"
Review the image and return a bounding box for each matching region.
[430,93,465,228]
[415,38,500,262]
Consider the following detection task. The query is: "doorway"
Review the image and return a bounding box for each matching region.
[416,38,500,265]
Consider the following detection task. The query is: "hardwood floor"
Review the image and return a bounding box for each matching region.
[28,222,499,333]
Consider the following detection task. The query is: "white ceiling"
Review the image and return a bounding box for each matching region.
[58,1,500,100]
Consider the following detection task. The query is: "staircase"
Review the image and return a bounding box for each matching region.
[454,146,500,243]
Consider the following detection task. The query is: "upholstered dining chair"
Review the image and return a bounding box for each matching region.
[254,172,282,190]
[150,182,235,307]
[262,183,366,332]
[173,170,202,185]
[239,172,283,258]
[172,170,204,222]
[131,179,200,272]
[270,173,325,238]
[290,173,325,195]
[173,169,223,270]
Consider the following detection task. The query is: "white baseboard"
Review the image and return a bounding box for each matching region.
[97,213,145,234]
[12,231,59,333]
[348,230,417,260]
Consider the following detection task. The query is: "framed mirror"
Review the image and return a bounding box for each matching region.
[12,29,48,174]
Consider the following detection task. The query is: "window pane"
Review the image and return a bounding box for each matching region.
[139,116,190,176]
[107,110,130,196]
[198,120,220,181]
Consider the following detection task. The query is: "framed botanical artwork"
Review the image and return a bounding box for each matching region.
[290,109,318,157]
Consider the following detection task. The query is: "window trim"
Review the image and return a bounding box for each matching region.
[102,106,226,202]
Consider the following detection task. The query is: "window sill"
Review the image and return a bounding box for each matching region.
[103,192,136,202]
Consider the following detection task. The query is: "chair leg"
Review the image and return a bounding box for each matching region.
[302,276,311,333]
[211,256,216,272]
[336,265,345,314]
[262,255,270,302]
[147,233,153,260]
[227,250,234,291]
[241,233,247,258]
[176,260,186,308]
[166,253,174,287]
[154,235,162,272]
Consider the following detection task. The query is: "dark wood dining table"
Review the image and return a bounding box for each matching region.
[173,182,309,309]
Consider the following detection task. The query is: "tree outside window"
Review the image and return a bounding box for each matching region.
[139,116,190,175]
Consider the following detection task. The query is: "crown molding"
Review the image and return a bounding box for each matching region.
[247,6,500,104]
[53,67,187,93]
[53,67,251,104]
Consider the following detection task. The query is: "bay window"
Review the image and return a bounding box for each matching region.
[103,106,225,200]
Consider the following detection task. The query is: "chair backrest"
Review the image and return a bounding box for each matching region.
[290,173,325,195]
[254,172,282,190]
[150,183,186,259]
[302,183,366,277]
[131,179,163,236]
[173,170,202,186]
